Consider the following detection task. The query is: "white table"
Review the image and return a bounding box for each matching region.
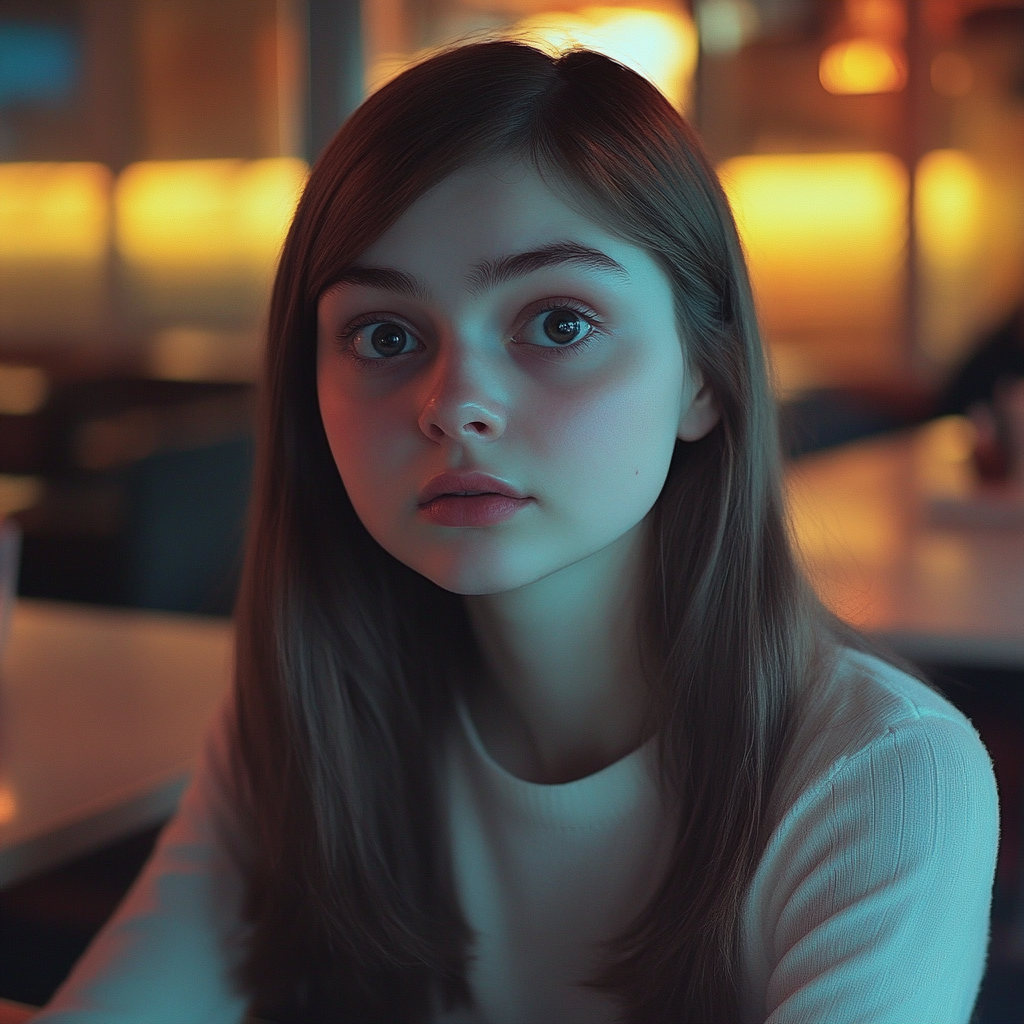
[0,600,232,889]
[787,420,1024,669]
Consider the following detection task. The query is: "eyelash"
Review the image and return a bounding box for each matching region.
[516,298,603,358]
[338,298,604,368]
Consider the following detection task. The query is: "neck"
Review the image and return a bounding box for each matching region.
[463,520,650,784]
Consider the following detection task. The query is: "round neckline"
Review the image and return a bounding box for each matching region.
[452,699,664,830]
[455,698,657,788]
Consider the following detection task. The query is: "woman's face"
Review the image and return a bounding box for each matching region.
[316,159,717,595]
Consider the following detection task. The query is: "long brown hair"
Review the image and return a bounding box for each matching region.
[231,40,825,1023]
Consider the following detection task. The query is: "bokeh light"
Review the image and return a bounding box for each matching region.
[819,38,907,95]
[916,149,984,273]
[0,162,111,263]
[514,7,698,110]
[115,158,306,277]
[0,163,112,336]
[720,152,908,337]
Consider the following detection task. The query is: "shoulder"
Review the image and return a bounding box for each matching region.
[738,648,999,1023]
[770,646,998,874]
[774,646,995,822]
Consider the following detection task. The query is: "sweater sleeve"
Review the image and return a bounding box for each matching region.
[748,713,999,1024]
[30,703,251,1024]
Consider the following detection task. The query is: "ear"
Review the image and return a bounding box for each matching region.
[677,377,720,442]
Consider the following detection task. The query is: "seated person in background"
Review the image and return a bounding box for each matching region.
[937,305,1024,481]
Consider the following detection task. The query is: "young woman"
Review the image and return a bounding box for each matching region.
[36,41,997,1024]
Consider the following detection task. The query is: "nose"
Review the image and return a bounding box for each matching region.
[418,349,507,444]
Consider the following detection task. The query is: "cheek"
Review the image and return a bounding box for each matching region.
[317,379,401,508]
[526,360,682,510]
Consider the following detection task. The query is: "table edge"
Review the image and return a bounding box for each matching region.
[0,772,188,890]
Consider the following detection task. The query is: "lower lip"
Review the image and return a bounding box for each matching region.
[418,493,531,527]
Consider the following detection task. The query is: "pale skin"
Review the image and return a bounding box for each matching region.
[317,159,718,784]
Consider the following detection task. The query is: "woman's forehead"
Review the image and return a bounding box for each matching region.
[346,159,660,298]
[360,161,595,254]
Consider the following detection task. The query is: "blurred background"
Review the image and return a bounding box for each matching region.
[0,0,1023,1015]
[1,0,1022,614]
[0,0,1021,615]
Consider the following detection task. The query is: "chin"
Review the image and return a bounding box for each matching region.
[409,547,552,597]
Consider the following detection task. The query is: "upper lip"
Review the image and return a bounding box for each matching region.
[418,471,528,505]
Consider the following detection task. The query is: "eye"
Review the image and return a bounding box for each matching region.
[515,302,601,350]
[343,318,420,361]
[543,310,585,344]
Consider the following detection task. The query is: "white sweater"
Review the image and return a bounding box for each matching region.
[33,649,999,1024]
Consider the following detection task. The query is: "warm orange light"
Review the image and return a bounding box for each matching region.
[0,785,16,826]
[916,150,983,272]
[146,327,260,382]
[719,152,908,335]
[0,163,112,336]
[915,150,986,365]
[234,159,308,271]
[114,158,307,278]
[819,38,907,95]
[115,159,241,270]
[0,163,111,263]
[512,7,699,109]
[368,8,698,110]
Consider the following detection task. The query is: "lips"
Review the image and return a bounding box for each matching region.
[417,471,531,527]
[417,471,527,506]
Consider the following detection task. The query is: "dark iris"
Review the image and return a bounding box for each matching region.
[370,322,407,356]
[543,310,583,345]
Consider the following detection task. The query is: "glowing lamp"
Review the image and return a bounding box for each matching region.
[819,38,907,95]
[234,159,309,274]
[115,158,307,279]
[914,150,986,366]
[916,150,983,272]
[0,162,111,263]
[0,163,111,335]
[719,152,908,336]
[513,7,699,110]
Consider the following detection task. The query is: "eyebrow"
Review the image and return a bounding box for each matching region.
[466,241,630,295]
[326,265,433,301]
[331,241,630,302]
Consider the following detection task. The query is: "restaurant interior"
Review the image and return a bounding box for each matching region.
[0,0,1022,1018]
